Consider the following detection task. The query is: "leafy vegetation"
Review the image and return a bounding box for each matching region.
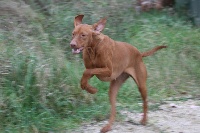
[0,0,199,132]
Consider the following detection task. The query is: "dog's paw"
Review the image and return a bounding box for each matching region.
[80,84,97,94]
[140,118,147,125]
[100,124,112,133]
[86,87,98,94]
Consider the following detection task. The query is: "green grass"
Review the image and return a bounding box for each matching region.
[0,0,200,132]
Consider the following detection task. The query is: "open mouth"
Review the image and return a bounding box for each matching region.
[72,47,84,54]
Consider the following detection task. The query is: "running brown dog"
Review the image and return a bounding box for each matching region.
[70,15,166,133]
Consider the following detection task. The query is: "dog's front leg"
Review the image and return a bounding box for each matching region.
[80,68,111,94]
[101,73,129,133]
[81,69,97,94]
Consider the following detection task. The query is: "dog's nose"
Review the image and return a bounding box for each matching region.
[70,43,76,48]
[70,43,77,48]
[70,39,77,48]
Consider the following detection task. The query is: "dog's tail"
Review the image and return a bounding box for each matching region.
[142,46,167,57]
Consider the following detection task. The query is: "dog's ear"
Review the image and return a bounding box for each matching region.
[74,15,84,27]
[93,17,107,32]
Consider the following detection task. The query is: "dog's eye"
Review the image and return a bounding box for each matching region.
[72,32,75,37]
[81,34,86,37]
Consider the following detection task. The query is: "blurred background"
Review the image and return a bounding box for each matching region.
[0,0,199,132]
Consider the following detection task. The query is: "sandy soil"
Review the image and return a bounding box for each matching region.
[71,99,200,133]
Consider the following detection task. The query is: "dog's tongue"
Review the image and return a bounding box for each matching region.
[72,48,81,54]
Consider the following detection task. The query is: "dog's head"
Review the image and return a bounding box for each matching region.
[70,15,107,54]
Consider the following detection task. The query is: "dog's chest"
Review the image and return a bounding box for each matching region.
[83,49,111,69]
[83,55,103,68]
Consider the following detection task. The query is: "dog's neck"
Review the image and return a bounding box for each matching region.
[87,33,104,49]
[84,33,104,62]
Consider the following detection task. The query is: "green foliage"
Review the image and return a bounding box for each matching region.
[0,0,200,132]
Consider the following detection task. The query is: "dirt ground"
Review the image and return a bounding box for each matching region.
[72,99,200,133]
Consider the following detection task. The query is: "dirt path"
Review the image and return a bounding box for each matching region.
[71,99,200,133]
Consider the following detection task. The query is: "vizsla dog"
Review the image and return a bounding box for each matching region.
[70,15,166,133]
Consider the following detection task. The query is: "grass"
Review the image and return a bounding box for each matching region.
[0,0,200,132]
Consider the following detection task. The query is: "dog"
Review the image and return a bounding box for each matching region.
[70,15,166,133]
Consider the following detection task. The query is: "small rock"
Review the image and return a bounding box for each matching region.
[169,103,178,108]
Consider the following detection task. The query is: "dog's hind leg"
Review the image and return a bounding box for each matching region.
[125,62,148,125]
[101,73,129,133]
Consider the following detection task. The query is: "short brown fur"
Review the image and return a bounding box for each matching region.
[70,15,167,133]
